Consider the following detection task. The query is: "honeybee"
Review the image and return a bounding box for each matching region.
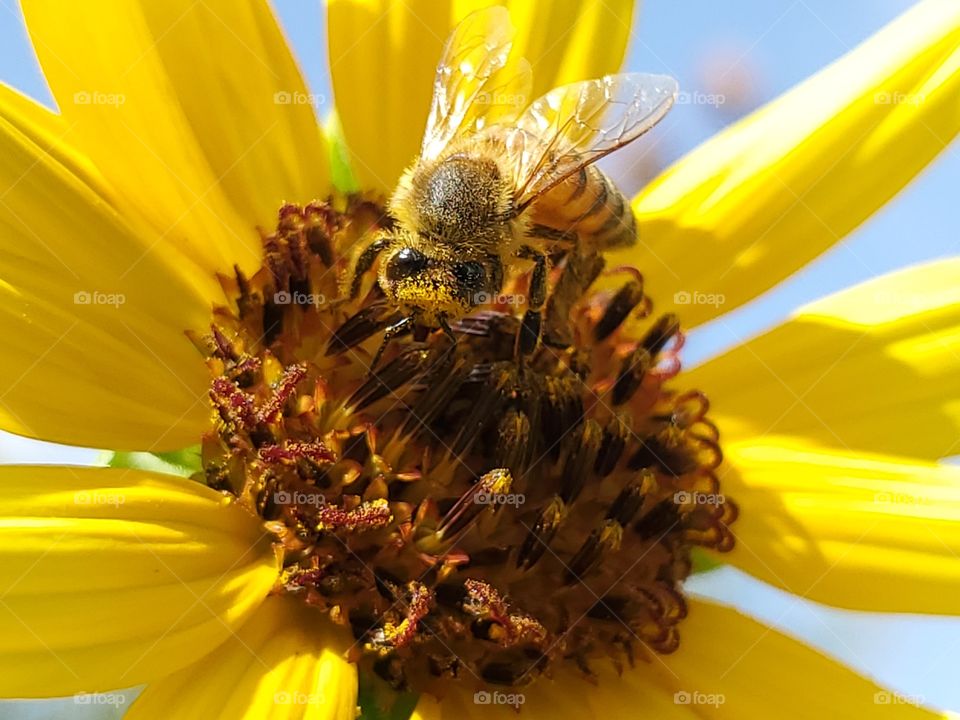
[347,6,677,366]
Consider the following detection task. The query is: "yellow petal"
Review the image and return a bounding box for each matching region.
[687,258,960,460]
[412,599,942,718]
[23,0,330,279]
[125,596,356,720]
[0,466,279,698]
[0,87,218,450]
[617,0,960,327]
[629,599,943,719]
[719,436,960,615]
[328,0,633,191]
[410,662,692,720]
[0,82,101,191]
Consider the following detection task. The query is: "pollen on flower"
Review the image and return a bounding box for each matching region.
[194,199,737,697]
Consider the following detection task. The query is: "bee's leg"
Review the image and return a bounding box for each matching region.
[438,317,458,345]
[515,245,548,358]
[370,315,415,373]
[348,236,391,300]
[436,316,459,360]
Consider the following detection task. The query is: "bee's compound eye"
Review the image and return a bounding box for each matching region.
[386,247,428,281]
[453,261,485,289]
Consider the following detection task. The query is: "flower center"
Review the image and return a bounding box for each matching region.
[198,200,737,695]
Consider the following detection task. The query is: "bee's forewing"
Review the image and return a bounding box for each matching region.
[420,6,532,162]
[508,73,679,210]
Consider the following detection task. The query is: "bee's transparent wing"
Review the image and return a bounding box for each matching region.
[507,73,678,211]
[421,6,532,161]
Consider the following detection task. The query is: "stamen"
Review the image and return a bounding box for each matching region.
[433,468,514,543]
[257,363,307,424]
[200,200,738,695]
[316,499,393,534]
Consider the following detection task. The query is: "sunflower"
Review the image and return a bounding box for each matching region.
[1,1,959,719]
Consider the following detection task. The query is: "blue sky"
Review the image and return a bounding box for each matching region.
[1,0,959,712]
[625,0,960,365]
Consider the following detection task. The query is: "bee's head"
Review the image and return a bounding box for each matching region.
[378,236,492,324]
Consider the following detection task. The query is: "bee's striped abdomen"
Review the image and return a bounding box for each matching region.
[526,165,637,250]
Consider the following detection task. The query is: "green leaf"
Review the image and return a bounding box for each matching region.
[387,691,419,720]
[357,672,418,720]
[690,547,724,574]
[326,109,360,195]
[105,446,202,479]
